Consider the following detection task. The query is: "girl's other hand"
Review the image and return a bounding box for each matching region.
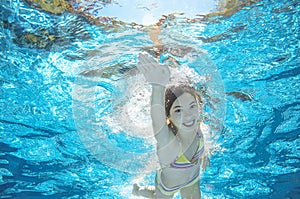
[202,155,210,171]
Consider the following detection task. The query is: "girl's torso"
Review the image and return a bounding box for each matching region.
[159,131,204,188]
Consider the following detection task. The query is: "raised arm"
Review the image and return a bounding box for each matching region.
[150,85,169,144]
[137,52,170,137]
[137,53,177,153]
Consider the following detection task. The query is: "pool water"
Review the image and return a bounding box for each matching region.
[1,0,299,198]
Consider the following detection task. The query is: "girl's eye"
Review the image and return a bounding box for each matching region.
[190,104,197,109]
[174,109,181,113]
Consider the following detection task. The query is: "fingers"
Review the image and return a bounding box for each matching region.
[139,52,157,65]
[137,52,158,73]
[137,60,147,74]
[139,53,159,68]
[137,52,170,86]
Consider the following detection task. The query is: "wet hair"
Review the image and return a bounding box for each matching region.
[165,85,203,135]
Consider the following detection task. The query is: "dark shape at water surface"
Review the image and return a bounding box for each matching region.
[226,91,253,102]
[197,24,248,43]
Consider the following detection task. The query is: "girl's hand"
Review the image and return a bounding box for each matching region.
[137,52,170,87]
[201,155,210,171]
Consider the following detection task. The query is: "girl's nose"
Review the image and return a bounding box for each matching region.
[183,111,192,119]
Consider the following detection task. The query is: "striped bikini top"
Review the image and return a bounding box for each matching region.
[169,133,204,169]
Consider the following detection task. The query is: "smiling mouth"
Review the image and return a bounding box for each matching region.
[183,120,195,127]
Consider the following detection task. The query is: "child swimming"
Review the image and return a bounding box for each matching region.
[132,52,210,198]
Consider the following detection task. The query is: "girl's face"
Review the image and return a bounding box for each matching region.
[169,92,199,132]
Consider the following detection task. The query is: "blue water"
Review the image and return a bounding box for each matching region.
[1,0,299,198]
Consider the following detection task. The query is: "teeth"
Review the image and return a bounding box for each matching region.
[183,120,195,127]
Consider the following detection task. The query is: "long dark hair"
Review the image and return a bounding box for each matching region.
[165,85,203,135]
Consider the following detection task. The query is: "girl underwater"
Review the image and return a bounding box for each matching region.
[132,52,210,199]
